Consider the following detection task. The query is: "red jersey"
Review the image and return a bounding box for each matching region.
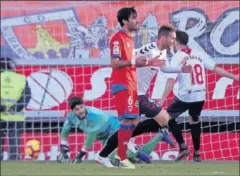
[110,30,137,93]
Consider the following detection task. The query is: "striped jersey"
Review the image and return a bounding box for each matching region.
[136,42,168,95]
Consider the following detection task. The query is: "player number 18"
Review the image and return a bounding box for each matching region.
[191,64,204,85]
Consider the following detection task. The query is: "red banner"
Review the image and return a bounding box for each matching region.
[15,65,239,113]
[2,132,239,161]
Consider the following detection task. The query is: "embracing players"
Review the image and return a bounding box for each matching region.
[96,9,192,168]
[106,6,169,169]
[160,31,239,162]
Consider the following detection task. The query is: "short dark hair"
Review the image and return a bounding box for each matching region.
[117,7,137,27]
[176,30,189,45]
[68,96,84,110]
[158,25,176,39]
[0,57,15,72]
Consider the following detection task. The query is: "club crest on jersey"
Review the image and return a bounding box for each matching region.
[113,41,120,55]
[128,105,133,112]
[135,100,139,107]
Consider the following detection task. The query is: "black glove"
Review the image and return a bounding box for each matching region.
[72,150,87,164]
[57,144,70,163]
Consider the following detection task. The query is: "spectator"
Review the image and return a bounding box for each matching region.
[0,57,31,160]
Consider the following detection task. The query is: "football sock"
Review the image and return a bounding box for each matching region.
[99,131,118,158]
[190,122,201,152]
[168,118,185,149]
[142,132,163,155]
[118,124,135,160]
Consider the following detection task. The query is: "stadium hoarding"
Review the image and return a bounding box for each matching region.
[16,65,239,122]
[2,132,239,161]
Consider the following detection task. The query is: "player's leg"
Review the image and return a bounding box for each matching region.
[98,118,159,159]
[97,131,118,162]
[124,128,170,164]
[0,120,6,160]
[106,119,163,164]
[108,143,151,165]
[138,95,174,147]
[98,95,174,165]
[188,101,205,162]
[101,117,149,164]
[167,97,190,161]
[115,89,140,168]
[94,117,119,167]
[96,116,148,167]
[141,130,164,155]
[8,121,23,160]
[98,118,171,166]
[138,95,170,129]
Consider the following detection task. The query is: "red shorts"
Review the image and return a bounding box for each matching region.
[114,89,139,120]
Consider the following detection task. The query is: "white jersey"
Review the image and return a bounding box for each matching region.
[168,48,216,102]
[135,42,168,95]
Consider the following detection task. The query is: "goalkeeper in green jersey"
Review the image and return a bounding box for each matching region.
[57,96,172,166]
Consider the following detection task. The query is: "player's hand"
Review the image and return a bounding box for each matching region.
[147,55,166,67]
[181,64,192,73]
[72,150,87,164]
[135,56,148,67]
[57,144,70,163]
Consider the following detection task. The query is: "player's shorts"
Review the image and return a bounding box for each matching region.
[167,96,205,121]
[138,95,162,118]
[114,89,139,121]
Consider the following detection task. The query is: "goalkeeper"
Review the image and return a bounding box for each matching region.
[58,96,159,166]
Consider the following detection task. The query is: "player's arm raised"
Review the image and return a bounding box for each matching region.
[213,67,239,81]
[203,55,239,82]
[57,118,72,163]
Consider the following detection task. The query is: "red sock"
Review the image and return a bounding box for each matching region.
[118,127,133,160]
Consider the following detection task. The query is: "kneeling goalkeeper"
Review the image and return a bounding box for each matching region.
[57,96,150,166]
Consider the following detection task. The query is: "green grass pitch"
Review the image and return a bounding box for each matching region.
[1,161,239,176]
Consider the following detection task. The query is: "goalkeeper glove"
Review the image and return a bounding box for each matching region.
[57,144,70,163]
[72,150,87,164]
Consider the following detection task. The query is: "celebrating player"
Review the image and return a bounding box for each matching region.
[160,31,239,162]
[96,25,192,167]
[57,96,150,166]
[108,7,166,169]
